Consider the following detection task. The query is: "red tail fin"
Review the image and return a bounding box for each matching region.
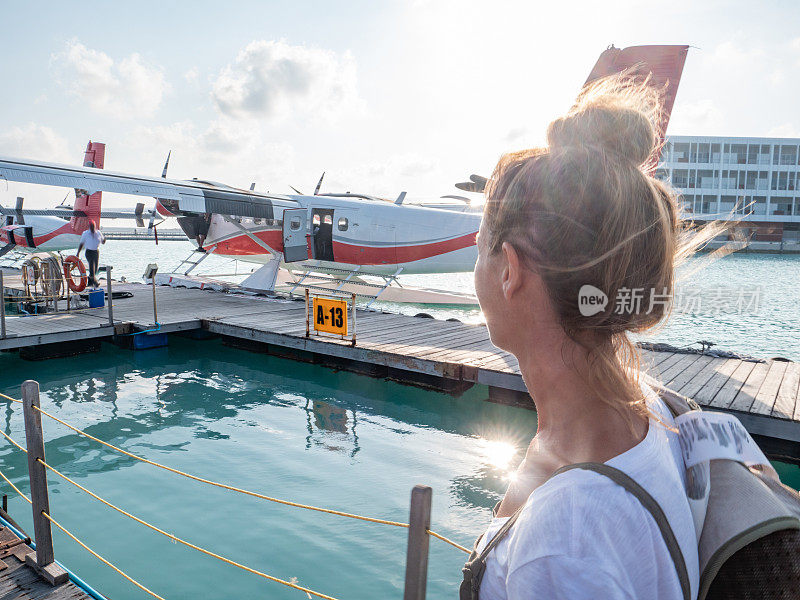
[584,45,689,170]
[71,141,106,233]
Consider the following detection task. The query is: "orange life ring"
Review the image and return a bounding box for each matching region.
[63,255,87,292]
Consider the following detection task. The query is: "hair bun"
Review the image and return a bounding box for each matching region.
[546,77,660,166]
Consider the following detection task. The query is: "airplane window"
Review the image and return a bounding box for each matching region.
[313,214,321,226]
[338,217,348,231]
[290,217,301,230]
[254,218,262,225]
[323,215,333,225]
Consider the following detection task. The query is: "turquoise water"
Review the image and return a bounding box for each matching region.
[0,337,536,599]
[95,241,800,361]
[1,334,799,598]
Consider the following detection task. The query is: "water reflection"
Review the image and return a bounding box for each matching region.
[0,337,537,512]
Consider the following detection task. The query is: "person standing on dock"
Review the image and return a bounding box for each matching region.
[461,76,724,600]
[77,220,105,289]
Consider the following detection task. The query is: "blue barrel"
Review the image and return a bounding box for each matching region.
[88,290,105,308]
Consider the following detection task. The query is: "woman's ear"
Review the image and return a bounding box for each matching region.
[501,241,523,300]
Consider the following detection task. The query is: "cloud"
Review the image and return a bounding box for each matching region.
[52,40,167,118]
[184,66,199,84]
[327,153,441,197]
[130,119,295,189]
[0,123,71,162]
[211,40,360,121]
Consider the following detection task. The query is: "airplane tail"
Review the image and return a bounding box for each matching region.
[584,45,689,170]
[70,141,106,233]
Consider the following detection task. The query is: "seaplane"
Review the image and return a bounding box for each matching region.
[0,44,689,304]
[0,141,160,257]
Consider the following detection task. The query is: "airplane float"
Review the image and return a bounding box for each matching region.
[0,45,689,297]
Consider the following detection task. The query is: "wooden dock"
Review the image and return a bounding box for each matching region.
[0,517,91,599]
[2,268,800,460]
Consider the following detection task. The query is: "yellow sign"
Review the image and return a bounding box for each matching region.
[313,297,348,336]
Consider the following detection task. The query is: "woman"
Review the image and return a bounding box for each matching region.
[467,77,711,599]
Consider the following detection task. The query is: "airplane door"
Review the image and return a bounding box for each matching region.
[282,208,309,262]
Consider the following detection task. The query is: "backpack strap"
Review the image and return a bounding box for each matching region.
[554,462,691,600]
[460,502,526,600]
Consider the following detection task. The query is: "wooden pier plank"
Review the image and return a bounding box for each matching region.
[716,361,760,410]
[750,361,789,416]
[694,359,742,407]
[664,355,715,391]
[773,363,800,420]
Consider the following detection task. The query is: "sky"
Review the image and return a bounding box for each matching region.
[2,0,800,209]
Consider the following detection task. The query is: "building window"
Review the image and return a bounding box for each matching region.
[338,217,349,231]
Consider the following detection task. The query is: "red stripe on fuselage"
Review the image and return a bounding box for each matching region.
[213,229,478,264]
[0,222,74,248]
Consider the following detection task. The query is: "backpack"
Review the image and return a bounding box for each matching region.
[460,381,800,600]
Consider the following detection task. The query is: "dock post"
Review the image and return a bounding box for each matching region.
[351,292,356,347]
[403,485,432,600]
[21,380,67,585]
[305,289,310,338]
[106,266,114,326]
[151,278,158,325]
[0,271,6,339]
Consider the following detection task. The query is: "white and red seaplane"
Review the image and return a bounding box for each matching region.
[0,44,689,303]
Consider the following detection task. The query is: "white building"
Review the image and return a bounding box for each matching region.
[658,135,800,243]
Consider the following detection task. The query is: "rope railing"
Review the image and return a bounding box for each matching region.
[0,385,471,600]
[0,393,470,551]
[32,403,412,528]
[38,457,340,599]
[0,463,163,599]
[0,431,340,600]
[42,511,167,600]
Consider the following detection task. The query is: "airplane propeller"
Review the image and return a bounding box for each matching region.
[161,151,171,178]
[314,172,325,195]
[455,174,488,194]
[289,185,304,195]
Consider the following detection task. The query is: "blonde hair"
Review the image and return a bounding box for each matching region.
[483,74,718,422]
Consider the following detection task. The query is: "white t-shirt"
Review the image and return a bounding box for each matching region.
[476,390,699,600]
[79,229,104,251]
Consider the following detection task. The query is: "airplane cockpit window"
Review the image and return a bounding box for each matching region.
[323,215,333,225]
[338,217,348,231]
[290,217,301,230]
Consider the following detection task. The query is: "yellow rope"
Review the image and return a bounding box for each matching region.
[0,392,22,403]
[38,458,340,600]
[0,401,470,555]
[427,529,470,554]
[0,466,31,504]
[0,429,26,453]
[33,405,408,528]
[42,511,167,600]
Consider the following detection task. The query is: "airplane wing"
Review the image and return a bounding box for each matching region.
[0,156,296,217]
[0,206,161,221]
